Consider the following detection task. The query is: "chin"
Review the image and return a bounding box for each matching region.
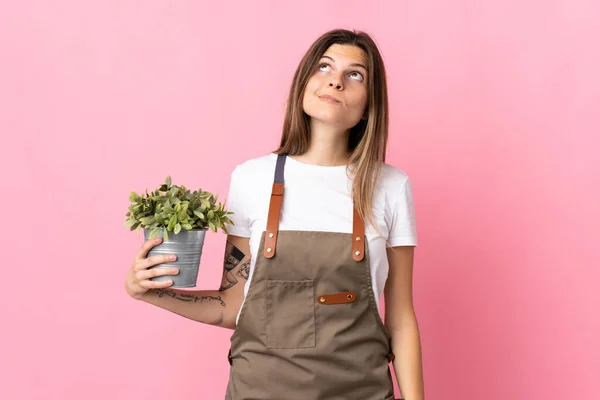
[306,111,356,129]
[304,107,338,122]
[309,113,345,125]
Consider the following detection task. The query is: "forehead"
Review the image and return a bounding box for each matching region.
[321,43,368,66]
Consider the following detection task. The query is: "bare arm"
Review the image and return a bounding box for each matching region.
[384,245,425,400]
[137,235,251,329]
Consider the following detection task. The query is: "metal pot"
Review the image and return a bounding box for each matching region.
[143,227,207,288]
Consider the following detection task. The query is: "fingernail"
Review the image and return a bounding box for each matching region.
[170,255,176,260]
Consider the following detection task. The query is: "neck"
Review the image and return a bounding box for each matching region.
[292,119,351,166]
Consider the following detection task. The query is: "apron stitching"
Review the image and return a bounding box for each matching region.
[230,231,266,353]
[363,241,393,344]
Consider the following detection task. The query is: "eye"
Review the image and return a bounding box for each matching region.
[318,63,331,71]
[349,71,364,81]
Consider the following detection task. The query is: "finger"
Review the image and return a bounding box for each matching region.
[134,254,176,272]
[135,237,163,261]
[139,279,174,289]
[136,266,179,281]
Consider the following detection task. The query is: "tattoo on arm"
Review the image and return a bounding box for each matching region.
[219,270,238,292]
[205,311,224,326]
[219,241,247,292]
[155,289,226,307]
[236,259,251,280]
[224,242,245,271]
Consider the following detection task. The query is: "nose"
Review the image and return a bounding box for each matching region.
[329,74,343,90]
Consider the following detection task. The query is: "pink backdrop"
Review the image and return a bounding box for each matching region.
[1,1,598,399]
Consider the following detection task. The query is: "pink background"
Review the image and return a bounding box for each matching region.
[1,1,598,399]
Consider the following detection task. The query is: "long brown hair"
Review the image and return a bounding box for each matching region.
[274,29,389,235]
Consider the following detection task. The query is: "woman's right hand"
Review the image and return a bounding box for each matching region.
[125,237,180,300]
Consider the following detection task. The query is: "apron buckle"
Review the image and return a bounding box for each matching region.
[388,351,395,363]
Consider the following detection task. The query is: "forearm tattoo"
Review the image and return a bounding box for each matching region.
[218,241,250,291]
[155,289,226,307]
[205,311,224,326]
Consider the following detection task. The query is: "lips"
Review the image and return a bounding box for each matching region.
[318,94,341,104]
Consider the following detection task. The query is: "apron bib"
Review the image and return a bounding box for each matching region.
[225,154,398,400]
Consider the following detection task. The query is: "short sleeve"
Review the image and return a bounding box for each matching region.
[224,166,251,238]
[387,177,418,247]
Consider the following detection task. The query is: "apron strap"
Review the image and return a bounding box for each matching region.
[263,153,365,261]
[263,154,286,258]
[352,207,365,261]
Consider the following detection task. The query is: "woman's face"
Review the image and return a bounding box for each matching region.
[302,44,369,130]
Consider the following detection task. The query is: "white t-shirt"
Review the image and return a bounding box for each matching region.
[225,153,418,321]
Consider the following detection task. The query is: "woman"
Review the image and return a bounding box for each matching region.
[125,29,424,400]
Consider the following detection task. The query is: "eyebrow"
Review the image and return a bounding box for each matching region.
[320,55,368,72]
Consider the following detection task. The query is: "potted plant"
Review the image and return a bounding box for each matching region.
[124,175,234,288]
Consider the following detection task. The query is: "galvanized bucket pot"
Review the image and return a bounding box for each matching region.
[143,228,207,288]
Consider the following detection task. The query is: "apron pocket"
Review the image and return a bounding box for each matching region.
[266,279,316,349]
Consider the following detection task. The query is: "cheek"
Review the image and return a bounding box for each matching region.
[304,77,319,94]
[302,79,319,107]
[348,87,368,110]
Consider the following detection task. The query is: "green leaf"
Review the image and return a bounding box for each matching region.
[182,223,193,230]
[168,215,177,230]
[166,176,172,187]
[193,210,205,220]
[140,216,154,225]
[207,210,214,220]
[208,221,216,232]
[150,227,161,239]
[174,223,181,234]
[129,191,142,203]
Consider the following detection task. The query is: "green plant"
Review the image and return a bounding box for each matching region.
[124,176,234,241]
